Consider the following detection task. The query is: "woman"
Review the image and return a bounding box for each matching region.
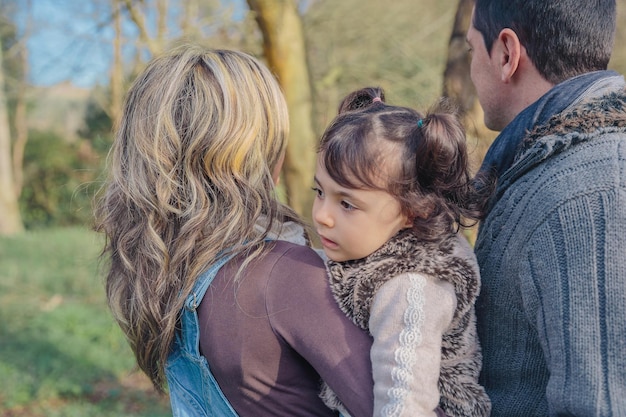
[95,45,374,417]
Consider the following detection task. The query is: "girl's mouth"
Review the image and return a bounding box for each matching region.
[319,235,339,250]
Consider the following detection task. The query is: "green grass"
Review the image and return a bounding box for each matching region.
[0,227,171,417]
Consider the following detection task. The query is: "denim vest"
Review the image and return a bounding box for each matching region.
[165,254,239,417]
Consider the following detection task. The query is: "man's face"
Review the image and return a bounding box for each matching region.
[467,15,508,131]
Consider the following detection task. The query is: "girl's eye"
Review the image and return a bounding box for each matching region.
[340,200,356,211]
[311,187,323,198]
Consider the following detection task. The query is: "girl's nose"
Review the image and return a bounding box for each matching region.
[312,199,333,228]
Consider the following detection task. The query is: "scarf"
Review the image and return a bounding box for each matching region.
[478,70,624,182]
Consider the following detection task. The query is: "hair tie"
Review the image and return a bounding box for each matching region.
[417,119,424,128]
[372,97,382,103]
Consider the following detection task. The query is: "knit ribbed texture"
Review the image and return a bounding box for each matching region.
[476,88,626,416]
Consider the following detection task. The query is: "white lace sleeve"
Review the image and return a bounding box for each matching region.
[369,273,456,417]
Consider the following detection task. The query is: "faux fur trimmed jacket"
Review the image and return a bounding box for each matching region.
[321,229,490,417]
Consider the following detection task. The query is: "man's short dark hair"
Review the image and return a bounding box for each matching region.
[473,0,616,84]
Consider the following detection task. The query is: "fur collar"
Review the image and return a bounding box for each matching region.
[517,89,626,164]
[323,229,491,417]
[326,229,479,332]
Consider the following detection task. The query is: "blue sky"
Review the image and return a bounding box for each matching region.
[22,0,322,88]
[26,1,120,87]
[24,0,252,88]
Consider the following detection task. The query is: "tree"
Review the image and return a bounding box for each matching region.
[442,0,496,171]
[441,0,497,244]
[13,0,31,200]
[247,0,317,220]
[120,0,168,57]
[0,35,24,235]
[109,0,123,125]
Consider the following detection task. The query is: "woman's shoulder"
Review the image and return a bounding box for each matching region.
[262,241,339,316]
[265,240,326,273]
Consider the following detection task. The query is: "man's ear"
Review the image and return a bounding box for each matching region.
[496,28,522,83]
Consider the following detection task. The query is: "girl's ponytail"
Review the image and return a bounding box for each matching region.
[318,88,494,243]
[409,101,490,237]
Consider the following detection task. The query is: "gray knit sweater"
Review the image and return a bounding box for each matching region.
[475,88,626,416]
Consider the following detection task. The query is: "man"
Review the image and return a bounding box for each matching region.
[466,0,626,415]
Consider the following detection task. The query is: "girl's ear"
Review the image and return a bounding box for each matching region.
[402,215,414,229]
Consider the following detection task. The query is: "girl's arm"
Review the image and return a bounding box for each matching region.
[369,272,456,417]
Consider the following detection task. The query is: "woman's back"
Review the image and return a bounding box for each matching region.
[96,46,375,416]
[198,240,374,417]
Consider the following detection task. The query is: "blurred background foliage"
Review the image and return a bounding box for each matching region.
[1,0,626,232]
[0,0,465,232]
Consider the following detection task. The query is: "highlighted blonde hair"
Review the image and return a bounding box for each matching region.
[95,45,302,391]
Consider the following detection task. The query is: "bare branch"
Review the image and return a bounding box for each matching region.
[121,0,161,55]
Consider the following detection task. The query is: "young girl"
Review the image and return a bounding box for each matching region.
[313,87,491,417]
[95,46,375,417]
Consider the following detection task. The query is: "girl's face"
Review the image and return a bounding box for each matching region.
[312,159,411,262]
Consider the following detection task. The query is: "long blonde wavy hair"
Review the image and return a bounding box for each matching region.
[94,45,303,392]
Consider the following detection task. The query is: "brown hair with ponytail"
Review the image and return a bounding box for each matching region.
[318,86,490,242]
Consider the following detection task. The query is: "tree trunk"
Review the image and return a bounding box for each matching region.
[247,0,317,222]
[442,0,495,245]
[0,37,24,235]
[442,0,496,173]
[110,0,123,124]
[12,34,28,198]
[12,0,31,200]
